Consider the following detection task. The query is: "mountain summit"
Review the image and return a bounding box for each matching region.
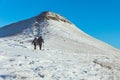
[36,11,71,24]
[0,11,71,37]
[0,11,120,80]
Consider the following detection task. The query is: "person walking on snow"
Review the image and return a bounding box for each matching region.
[32,37,38,50]
[37,36,44,50]
[32,36,44,50]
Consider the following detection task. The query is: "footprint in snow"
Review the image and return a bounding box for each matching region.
[9,58,16,62]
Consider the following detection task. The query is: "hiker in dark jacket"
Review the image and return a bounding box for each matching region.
[37,36,44,50]
[32,37,38,50]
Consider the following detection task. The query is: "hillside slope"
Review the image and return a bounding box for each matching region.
[0,11,120,80]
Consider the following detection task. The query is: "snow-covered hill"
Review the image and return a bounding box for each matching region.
[0,11,120,80]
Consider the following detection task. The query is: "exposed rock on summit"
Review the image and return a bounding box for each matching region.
[36,11,71,24]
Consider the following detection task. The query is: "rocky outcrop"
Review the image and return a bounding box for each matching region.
[36,11,71,24]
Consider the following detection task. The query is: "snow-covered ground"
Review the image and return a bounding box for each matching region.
[0,11,120,80]
[0,37,120,80]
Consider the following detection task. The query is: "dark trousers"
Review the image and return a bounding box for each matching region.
[39,43,42,50]
[34,43,36,49]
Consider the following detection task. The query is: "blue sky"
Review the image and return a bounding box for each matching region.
[0,0,120,49]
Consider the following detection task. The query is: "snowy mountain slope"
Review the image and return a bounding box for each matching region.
[0,11,119,53]
[0,17,36,37]
[0,11,120,80]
